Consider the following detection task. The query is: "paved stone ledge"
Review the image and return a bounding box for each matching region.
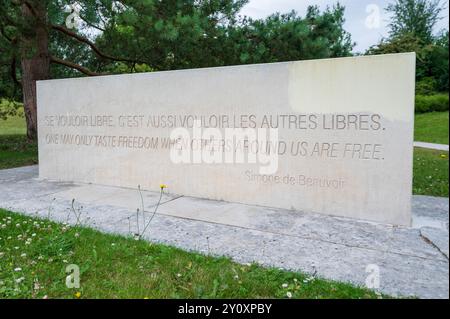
[414,142,449,152]
[0,165,448,298]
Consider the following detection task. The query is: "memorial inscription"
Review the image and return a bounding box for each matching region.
[37,53,415,225]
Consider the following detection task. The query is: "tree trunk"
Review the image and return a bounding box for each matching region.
[21,3,50,140]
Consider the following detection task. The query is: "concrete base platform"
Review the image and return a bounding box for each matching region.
[414,142,449,152]
[0,165,448,298]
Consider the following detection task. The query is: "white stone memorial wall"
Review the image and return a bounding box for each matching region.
[37,53,416,225]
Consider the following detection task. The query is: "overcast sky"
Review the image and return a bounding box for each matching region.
[240,0,449,53]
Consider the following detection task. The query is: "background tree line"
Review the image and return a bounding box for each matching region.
[367,0,449,114]
[0,0,448,139]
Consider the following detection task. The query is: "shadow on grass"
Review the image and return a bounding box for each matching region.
[0,134,38,169]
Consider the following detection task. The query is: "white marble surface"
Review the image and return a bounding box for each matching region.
[37,54,416,225]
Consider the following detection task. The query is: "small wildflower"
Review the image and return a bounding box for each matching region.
[286,292,292,298]
[14,267,22,272]
[282,283,288,288]
[34,281,41,291]
[74,291,81,298]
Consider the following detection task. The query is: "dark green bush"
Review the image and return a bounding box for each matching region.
[416,77,439,95]
[415,94,449,113]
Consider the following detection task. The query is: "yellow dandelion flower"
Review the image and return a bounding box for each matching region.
[74,291,81,298]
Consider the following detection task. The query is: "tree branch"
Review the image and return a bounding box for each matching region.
[79,15,106,32]
[50,56,104,76]
[11,55,21,86]
[23,1,37,17]
[51,24,144,64]
[11,0,37,17]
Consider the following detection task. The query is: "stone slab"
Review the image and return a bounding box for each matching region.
[420,227,449,259]
[412,195,449,230]
[151,196,447,261]
[52,184,179,211]
[414,142,449,151]
[37,53,416,226]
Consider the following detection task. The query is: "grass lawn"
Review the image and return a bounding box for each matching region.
[0,116,37,169]
[413,148,449,197]
[0,135,37,170]
[0,116,27,135]
[0,209,383,299]
[414,111,449,145]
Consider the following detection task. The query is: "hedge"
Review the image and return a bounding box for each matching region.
[415,94,449,113]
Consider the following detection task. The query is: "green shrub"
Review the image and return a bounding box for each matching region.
[0,99,24,120]
[415,94,449,113]
[416,77,439,95]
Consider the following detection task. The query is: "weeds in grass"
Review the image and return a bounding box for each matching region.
[54,198,92,229]
[140,186,164,239]
[0,209,386,299]
[131,185,165,240]
[47,198,55,220]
